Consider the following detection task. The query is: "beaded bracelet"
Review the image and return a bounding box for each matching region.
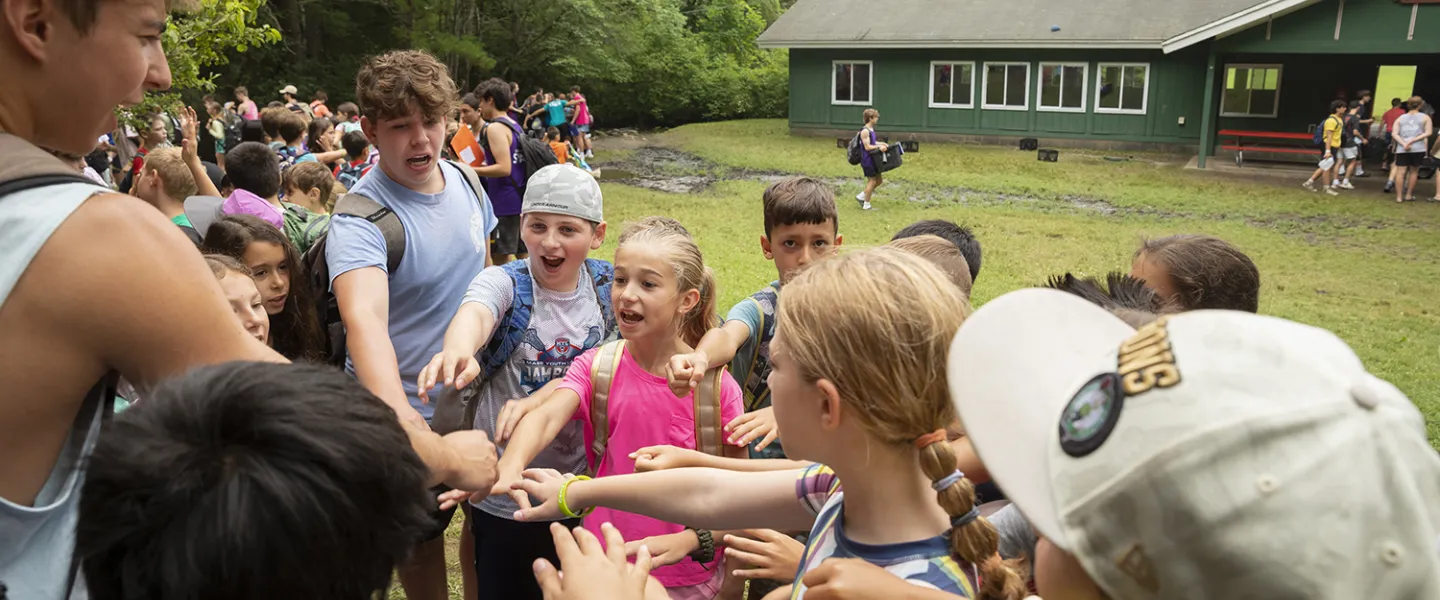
[558,475,593,519]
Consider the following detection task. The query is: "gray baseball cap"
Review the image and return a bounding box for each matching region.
[522,164,603,223]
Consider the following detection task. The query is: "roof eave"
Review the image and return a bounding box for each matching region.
[1161,0,1321,53]
[755,39,1164,50]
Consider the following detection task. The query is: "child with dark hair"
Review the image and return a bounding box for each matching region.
[474,77,529,265]
[669,176,841,460]
[1044,271,1167,328]
[259,107,287,149]
[334,101,363,134]
[77,361,436,600]
[1131,234,1260,313]
[305,116,344,169]
[202,214,327,362]
[334,129,373,189]
[889,235,972,299]
[310,89,332,119]
[1304,100,1349,196]
[892,219,983,283]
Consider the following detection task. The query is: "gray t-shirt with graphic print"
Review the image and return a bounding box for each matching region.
[464,263,601,519]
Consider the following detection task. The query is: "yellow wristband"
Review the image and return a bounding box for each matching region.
[558,475,593,519]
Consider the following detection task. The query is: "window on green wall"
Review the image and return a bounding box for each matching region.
[930,62,975,108]
[1221,64,1282,118]
[1096,63,1149,114]
[833,61,872,106]
[983,62,1030,110]
[1038,63,1087,112]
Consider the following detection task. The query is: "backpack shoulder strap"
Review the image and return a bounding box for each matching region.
[445,159,487,206]
[694,366,727,457]
[588,339,626,473]
[479,260,535,380]
[586,258,617,340]
[333,192,405,275]
[0,133,97,194]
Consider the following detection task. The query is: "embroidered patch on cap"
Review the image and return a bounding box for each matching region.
[1059,372,1124,457]
[1117,315,1181,396]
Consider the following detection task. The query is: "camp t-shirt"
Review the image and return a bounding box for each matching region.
[464,262,601,520]
[791,464,979,599]
[326,161,497,419]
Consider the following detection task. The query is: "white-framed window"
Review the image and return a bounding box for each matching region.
[983,62,1030,110]
[1221,64,1282,118]
[832,60,873,105]
[1095,63,1150,114]
[1038,62,1088,112]
[929,61,975,108]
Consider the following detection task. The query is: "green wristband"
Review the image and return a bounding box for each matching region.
[558,475,593,519]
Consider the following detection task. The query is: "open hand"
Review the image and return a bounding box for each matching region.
[630,445,705,473]
[417,349,481,403]
[724,529,804,582]
[534,522,657,600]
[510,468,573,522]
[624,530,700,567]
[665,351,709,397]
[726,407,779,450]
[179,106,201,165]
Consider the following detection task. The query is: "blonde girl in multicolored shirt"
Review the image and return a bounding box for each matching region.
[498,248,1025,600]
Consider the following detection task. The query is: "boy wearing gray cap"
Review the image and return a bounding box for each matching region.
[418,163,614,600]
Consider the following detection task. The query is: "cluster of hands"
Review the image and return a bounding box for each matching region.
[537,518,933,600]
[415,347,783,493]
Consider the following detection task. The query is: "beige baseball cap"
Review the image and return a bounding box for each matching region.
[948,289,1440,599]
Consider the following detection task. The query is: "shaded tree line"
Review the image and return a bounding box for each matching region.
[200,0,794,128]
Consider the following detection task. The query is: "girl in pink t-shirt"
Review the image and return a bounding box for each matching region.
[496,249,1028,600]
[485,216,747,599]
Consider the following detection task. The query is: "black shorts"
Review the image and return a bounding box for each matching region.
[471,509,584,600]
[420,484,461,542]
[862,164,880,179]
[493,214,526,256]
[1395,152,1426,168]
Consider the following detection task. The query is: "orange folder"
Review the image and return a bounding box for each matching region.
[451,124,485,167]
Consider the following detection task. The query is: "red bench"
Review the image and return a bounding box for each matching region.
[1218,130,1322,167]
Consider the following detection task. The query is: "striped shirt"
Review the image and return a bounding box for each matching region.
[790,464,978,599]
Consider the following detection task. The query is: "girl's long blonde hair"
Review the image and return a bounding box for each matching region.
[777,247,1024,600]
[616,216,718,348]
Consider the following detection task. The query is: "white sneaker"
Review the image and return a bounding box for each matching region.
[1325,188,1340,196]
[861,201,874,211]
[1302,180,1317,191]
[856,192,866,204]
[1338,180,1355,190]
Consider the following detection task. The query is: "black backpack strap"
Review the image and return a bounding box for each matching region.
[332,192,405,275]
[0,173,97,198]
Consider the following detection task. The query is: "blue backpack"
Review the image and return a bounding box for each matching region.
[1314,115,1340,147]
[477,258,619,380]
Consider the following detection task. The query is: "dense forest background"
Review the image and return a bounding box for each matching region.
[172,0,794,127]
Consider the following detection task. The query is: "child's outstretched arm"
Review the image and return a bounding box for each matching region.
[486,389,584,496]
[417,302,498,401]
[509,467,816,532]
[631,445,809,473]
[666,320,751,397]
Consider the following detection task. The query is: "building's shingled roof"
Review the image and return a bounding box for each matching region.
[757,0,1283,50]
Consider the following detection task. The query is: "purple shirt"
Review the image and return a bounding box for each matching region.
[859,128,878,168]
[482,117,526,216]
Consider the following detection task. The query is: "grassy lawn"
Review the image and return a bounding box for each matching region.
[397,118,1439,598]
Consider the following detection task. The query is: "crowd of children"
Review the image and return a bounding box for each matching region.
[1304,90,1439,202]
[2,5,1438,600]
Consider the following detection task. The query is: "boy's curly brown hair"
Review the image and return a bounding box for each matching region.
[355,50,458,125]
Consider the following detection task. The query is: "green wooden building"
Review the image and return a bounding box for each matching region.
[757,0,1440,166]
